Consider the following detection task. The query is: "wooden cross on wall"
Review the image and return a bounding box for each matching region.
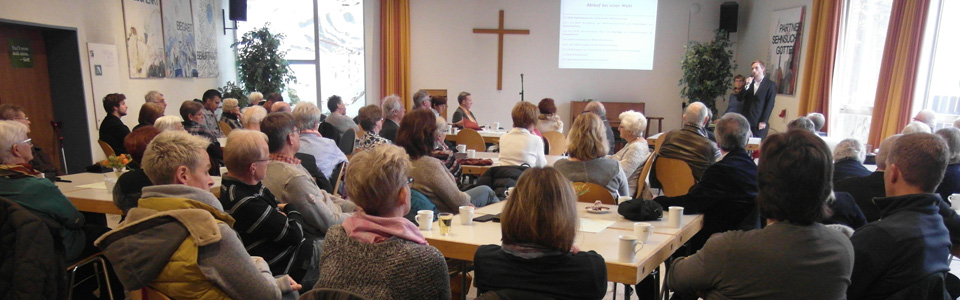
[473,10,530,90]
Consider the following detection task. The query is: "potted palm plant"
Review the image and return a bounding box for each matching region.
[229,24,297,105]
[679,29,736,116]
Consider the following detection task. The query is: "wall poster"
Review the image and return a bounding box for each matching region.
[768,6,805,95]
[122,0,166,78]
[161,0,198,77]
[192,0,221,77]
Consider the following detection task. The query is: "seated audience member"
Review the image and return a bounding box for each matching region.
[723,75,745,115]
[652,102,720,186]
[181,101,219,144]
[412,89,432,111]
[356,104,390,151]
[936,127,960,203]
[243,105,269,131]
[807,112,827,136]
[651,113,758,252]
[220,98,243,129]
[584,100,616,155]
[555,113,630,198]
[96,130,299,299]
[99,93,131,154]
[499,102,548,167]
[379,94,404,142]
[248,92,264,109]
[271,102,291,113]
[154,115,185,132]
[451,92,478,129]
[134,102,164,131]
[914,108,937,129]
[667,130,854,299]
[833,138,872,184]
[787,116,815,133]
[144,90,167,111]
[847,132,954,299]
[0,104,60,178]
[219,129,311,283]
[610,110,650,197]
[293,103,348,179]
[313,144,451,298]
[902,120,932,134]
[325,95,359,134]
[260,112,355,253]
[200,89,224,138]
[431,117,464,186]
[474,167,607,299]
[397,109,499,213]
[823,191,868,230]
[536,98,564,133]
[430,95,449,121]
[836,135,900,222]
[0,120,101,261]
[263,93,283,112]
[113,126,161,213]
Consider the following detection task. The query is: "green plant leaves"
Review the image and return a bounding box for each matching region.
[679,29,736,116]
[232,24,297,98]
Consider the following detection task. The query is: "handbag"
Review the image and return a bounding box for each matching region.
[617,198,664,221]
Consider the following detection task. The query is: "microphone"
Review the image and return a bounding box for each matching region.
[519,73,525,101]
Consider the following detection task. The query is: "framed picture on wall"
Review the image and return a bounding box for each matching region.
[768,6,805,96]
[121,0,166,78]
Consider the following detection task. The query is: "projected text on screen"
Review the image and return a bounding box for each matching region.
[559,0,658,70]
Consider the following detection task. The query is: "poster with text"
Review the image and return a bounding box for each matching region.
[768,6,804,95]
[162,0,198,77]
[192,0,220,77]
[122,0,165,78]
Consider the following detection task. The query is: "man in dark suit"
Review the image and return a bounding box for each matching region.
[835,136,898,222]
[652,112,759,252]
[738,60,777,138]
[99,93,131,154]
[379,94,404,142]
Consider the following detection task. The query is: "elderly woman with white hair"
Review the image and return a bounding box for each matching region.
[936,127,960,202]
[242,105,269,131]
[902,121,932,134]
[609,110,650,197]
[220,98,242,129]
[154,115,185,132]
[833,138,872,184]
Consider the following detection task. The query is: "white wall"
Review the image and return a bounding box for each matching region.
[734,0,813,135]
[1,0,236,163]
[409,0,730,134]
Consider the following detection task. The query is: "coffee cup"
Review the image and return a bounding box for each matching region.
[668,206,684,228]
[415,210,434,230]
[504,187,515,199]
[618,235,643,262]
[494,122,501,131]
[950,194,960,209]
[104,176,118,192]
[467,149,477,158]
[456,144,467,153]
[459,206,475,225]
[634,222,654,244]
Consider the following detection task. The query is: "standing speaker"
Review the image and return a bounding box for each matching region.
[229,0,247,21]
[720,2,738,33]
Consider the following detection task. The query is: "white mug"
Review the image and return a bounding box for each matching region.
[415,210,434,230]
[950,194,960,209]
[456,144,467,153]
[504,187,515,199]
[618,235,643,262]
[494,122,501,131]
[634,222,654,244]
[459,206,475,225]
[467,149,477,158]
[104,176,118,192]
[668,206,684,228]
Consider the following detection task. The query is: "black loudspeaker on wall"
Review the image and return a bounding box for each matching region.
[720,2,738,33]
[229,0,247,21]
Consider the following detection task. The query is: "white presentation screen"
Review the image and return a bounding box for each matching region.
[559,0,658,70]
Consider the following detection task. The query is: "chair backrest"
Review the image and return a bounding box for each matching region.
[635,152,657,198]
[333,161,348,196]
[572,182,616,205]
[130,287,173,300]
[654,157,696,197]
[339,129,356,155]
[318,122,341,144]
[298,288,371,300]
[542,131,567,156]
[218,121,232,136]
[457,128,486,152]
[97,140,116,157]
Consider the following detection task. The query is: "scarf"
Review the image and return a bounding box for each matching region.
[0,164,42,179]
[342,210,427,245]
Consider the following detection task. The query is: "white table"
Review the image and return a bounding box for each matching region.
[445,129,506,144]
[56,173,222,215]
[459,152,567,175]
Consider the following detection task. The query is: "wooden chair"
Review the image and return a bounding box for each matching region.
[456,128,486,152]
[635,152,657,199]
[572,182,616,205]
[97,140,116,157]
[129,287,172,300]
[68,252,115,300]
[654,157,696,197]
[542,131,567,156]
[332,161,348,196]
[339,129,356,156]
[218,121,232,136]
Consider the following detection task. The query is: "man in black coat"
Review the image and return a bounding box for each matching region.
[738,60,777,138]
[99,93,131,154]
[836,135,900,222]
[379,95,404,142]
[833,138,873,184]
[652,112,759,252]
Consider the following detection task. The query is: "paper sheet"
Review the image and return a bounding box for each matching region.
[579,218,615,233]
[76,182,107,190]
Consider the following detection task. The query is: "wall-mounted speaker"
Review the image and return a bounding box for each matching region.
[720,2,738,33]
[229,0,247,21]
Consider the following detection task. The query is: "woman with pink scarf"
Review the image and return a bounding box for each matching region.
[312,144,451,299]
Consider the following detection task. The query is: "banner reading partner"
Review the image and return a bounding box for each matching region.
[768,6,805,95]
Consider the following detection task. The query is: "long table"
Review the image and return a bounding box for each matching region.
[459,151,567,175]
[423,200,703,286]
[55,172,222,215]
[445,129,506,144]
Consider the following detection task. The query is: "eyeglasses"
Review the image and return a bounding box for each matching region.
[407,177,414,185]
[16,117,29,121]
[254,158,270,164]
[21,138,32,145]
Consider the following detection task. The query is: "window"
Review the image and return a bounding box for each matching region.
[236,0,366,116]
[830,0,894,142]
[915,0,960,130]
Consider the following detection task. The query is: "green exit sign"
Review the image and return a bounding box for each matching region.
[9,39,33,68]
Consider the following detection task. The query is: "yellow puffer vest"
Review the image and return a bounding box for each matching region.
[137,197,237,300]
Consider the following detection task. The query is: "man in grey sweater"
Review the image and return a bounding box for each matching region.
[324,95,359,135]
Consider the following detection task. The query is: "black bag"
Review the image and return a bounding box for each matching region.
[617,198,663,221]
